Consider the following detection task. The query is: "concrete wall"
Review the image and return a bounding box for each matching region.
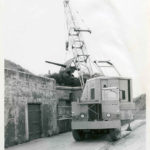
[5,69,58,147]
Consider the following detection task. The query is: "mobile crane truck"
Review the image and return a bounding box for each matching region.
[46,0,135,141]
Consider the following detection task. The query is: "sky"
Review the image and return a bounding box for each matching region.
[2,0,150,97]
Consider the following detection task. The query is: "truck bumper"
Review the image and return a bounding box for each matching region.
[72,120,121,130]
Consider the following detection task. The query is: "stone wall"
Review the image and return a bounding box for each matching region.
[56,86,82,133]
[5,68,83,147]
[56,86,82,102]
[5,69,58,147]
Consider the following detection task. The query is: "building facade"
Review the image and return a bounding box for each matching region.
[5,68,82,147]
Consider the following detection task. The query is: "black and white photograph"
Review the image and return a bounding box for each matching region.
[1,0,150,150]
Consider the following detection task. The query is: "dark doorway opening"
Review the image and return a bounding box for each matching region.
[28,103,42,140]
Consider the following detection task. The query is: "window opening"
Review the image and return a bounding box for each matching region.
[91,88,95,99]
[122,90,126,100]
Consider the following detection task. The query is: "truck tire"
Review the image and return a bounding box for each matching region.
[109,129,121,141]
[72,130,85,141]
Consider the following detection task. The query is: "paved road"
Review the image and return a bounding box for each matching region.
[6,124,145,150]
[105,124,146,150]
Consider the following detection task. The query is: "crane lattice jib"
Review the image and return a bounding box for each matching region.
[63,0,94,88]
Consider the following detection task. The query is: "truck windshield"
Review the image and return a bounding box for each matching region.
[102,88,119,101]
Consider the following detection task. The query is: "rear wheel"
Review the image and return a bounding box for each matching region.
[72,130,85,141]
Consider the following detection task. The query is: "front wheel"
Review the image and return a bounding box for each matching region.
[72,130,85,141]
[109,129,121,141]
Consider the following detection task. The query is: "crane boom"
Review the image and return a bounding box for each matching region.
[63,0,94,88]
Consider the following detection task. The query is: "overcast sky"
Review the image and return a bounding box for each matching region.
[3,0,150,97]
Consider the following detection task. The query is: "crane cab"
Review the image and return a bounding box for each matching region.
[71,76,135,140]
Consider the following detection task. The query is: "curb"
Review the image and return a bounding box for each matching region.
[121,120,145,138]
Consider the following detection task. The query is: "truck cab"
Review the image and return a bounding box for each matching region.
[71,76,135,141]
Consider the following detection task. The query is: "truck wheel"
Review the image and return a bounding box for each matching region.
[109,129,121,141]
[72,130,85,141]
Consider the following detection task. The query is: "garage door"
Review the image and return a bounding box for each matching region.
[28,104,41,140]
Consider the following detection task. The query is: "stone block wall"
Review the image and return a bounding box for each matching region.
[56,86,82,102]
[56,86,82,133]
[5,68,82,147]
[5,69,58,147]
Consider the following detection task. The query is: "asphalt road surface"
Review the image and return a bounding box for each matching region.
[6,123,145,150]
